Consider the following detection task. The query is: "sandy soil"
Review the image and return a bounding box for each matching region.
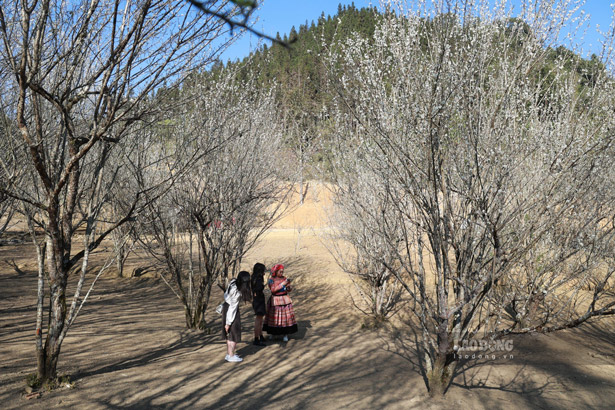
[1,183,614,409]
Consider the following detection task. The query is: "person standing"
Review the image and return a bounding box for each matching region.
[222,271,252,362]
[263,264,297,341]
[251,262,267,346]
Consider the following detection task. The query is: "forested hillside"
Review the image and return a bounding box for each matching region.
[225,4,381,172]
[202,4,605,173]
[146,3,609,180]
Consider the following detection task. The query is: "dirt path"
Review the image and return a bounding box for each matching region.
[1,186,615,409]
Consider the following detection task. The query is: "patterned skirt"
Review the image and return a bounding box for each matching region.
[263,296,297,335]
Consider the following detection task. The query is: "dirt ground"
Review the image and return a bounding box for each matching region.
[1,183,614,409]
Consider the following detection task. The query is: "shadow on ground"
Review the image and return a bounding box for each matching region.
[1,250,614,409]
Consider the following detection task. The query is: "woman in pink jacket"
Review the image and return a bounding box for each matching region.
[263,264,297,341]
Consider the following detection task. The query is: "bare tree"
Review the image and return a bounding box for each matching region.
[0,114,17,239]
[0,0,238,384]
[328,0,615,396]
[0,80,24,240]
[288,119,312,205]
[108,207,137,278]
[326,165,405,325]
[134,70,291,329]
[105,124,157,279]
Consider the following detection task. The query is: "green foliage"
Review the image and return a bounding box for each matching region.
[25,373,73,391]
[224,4,379,151]
[231,0,257,8]
[25,373,42,389]
[235,4,380,170]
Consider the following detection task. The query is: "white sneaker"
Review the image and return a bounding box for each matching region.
[225,354,243,362]
[282,335,289,342]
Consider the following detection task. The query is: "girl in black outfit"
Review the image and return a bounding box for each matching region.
[251,262,267,346]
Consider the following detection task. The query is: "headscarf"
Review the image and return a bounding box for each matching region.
[270,264,284,277]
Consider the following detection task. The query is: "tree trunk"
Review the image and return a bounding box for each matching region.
[427,354,456,397]
[43,278,67,381]
[38,230,69,382]
[34,227,46,381]
[184,273,215,330]
[116,246,126,277]
[198,279,214,330]
[185,307,196,329]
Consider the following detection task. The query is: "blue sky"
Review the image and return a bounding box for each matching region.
[219,0,615,62]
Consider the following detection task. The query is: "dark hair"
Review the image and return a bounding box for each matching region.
[251,263,266,288]
[236,271,252,302]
